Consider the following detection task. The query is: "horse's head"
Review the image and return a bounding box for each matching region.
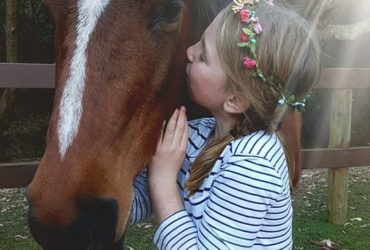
[27,0,228,249]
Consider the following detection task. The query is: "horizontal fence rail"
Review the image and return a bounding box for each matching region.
[301,147,370,169]
[0,161,38,188]
[0,63,55,88]
[317,68,370,89]
[0,64,370,188]
[1,147,370,188]
[1,64,370,89]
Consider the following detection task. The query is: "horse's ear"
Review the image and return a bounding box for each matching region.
[149,0,184,33]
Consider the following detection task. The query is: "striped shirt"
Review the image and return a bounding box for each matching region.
[131,118,292,249]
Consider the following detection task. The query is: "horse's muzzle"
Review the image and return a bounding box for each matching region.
[28,198,124,250]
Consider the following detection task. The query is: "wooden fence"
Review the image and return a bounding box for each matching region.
[1,63,370,224]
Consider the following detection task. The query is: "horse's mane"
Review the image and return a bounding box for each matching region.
[189,0,230,43]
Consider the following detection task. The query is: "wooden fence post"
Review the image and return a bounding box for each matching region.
[327,89,352,225]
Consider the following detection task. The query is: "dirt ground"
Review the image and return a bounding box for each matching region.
[296,166,370,192]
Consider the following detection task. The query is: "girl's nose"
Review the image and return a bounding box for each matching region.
[187,45,194,63]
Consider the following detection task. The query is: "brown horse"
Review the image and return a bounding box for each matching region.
[26,0,301,249]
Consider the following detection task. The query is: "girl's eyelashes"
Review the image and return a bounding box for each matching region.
[200,53,206,63]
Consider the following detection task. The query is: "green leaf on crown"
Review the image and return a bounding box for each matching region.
[250,44,256,52]
[266,76,274,82]
[242,28,254,36]
[287,95,296,103]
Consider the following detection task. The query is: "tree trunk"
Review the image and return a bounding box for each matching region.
[0,0,18,131]
[5,0,17,62]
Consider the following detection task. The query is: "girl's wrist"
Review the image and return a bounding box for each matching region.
[148,170,178,187]
[149,181,184,223]
[149,177,178,196]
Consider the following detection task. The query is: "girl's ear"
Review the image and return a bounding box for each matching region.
[223,95,250,114]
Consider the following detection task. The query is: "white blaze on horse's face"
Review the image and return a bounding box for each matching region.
[58,0,111,158]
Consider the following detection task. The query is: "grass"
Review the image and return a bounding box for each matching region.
[1,167,369,250]
[292,182,370,249]
[0,189,38,250]
[291,168,370,250]
[125,219,156,250]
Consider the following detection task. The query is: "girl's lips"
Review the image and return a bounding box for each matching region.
[186,64,190,75]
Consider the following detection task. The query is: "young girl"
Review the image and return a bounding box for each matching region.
[131,0,321,249]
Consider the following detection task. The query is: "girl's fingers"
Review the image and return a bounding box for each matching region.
[162,109,179,144]
[173,106,187,144]
[180,111,188,149]
[156,120,166,149]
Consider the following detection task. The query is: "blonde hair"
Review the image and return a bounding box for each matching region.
[185,2,321,196]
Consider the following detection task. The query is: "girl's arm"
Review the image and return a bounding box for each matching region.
[130,169,153,225]
[131,106,188,225]
[153,156,288,250]
[149,109,290,249]
[149,107,188,223]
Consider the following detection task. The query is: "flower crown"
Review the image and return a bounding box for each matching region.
[232,0,307,111]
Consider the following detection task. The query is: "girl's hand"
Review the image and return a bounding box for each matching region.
[149,106,188,184]
[149,106,188,223]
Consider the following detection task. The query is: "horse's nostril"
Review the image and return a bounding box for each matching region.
[28,206,75,250]
[73,198,119,246]
[28,198,120,249]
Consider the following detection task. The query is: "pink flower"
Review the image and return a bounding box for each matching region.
[243,57,256,69]
[239,9,251,23]
[240,32,249,42]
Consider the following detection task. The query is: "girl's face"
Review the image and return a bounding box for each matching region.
[186,14,229,113]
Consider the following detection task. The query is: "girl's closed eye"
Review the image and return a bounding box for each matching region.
[200,51,208,63]
[200,53,206,62]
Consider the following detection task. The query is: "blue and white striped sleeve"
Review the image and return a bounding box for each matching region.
[130,169,153,225]
[153,156,283,249]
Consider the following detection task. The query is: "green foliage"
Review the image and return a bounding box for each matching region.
[17,0,55,63]
[0,89,53,162]
[302,89,331,148]
[0,0,54,63]
[302,89,370,148]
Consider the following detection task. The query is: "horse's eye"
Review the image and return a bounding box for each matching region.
[149,0,183,33]
[162,0,183,22]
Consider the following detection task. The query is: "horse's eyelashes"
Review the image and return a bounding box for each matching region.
[149,0,184,32]
[162,0,183,22]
